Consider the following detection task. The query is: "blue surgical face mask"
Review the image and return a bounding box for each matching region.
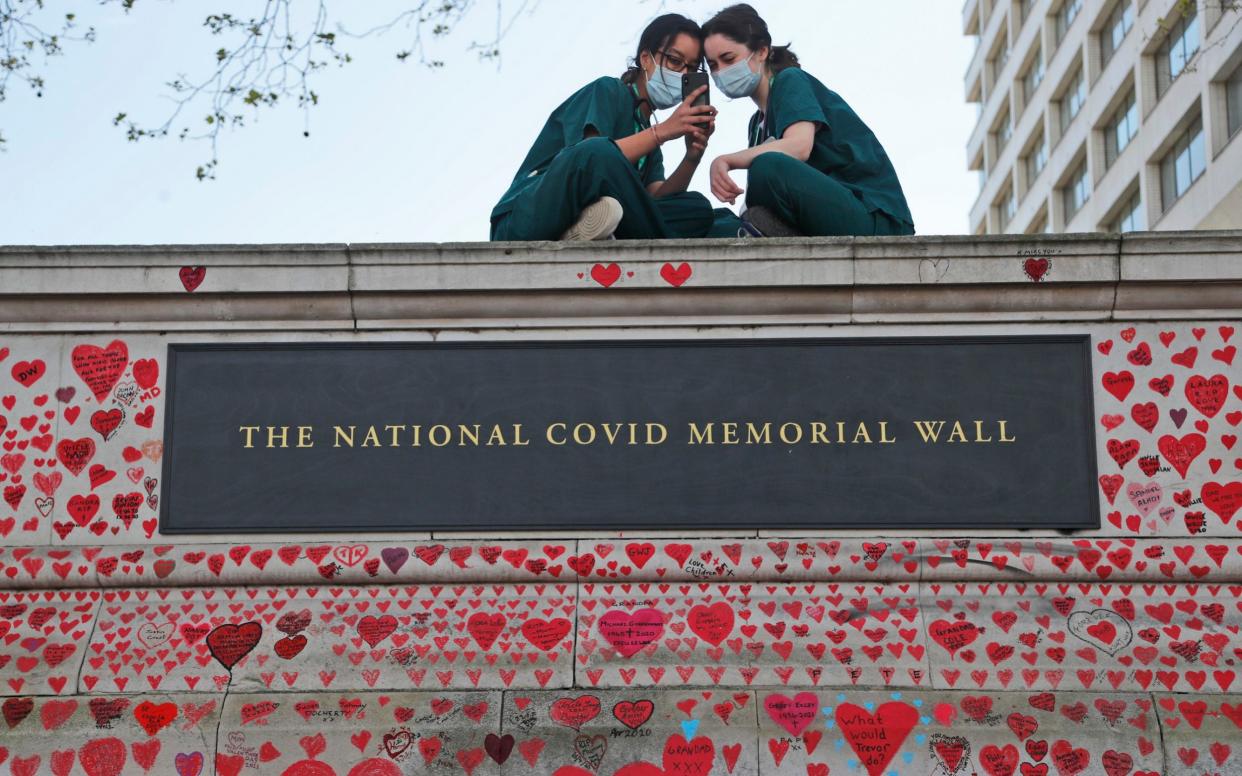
[644,61,683,110]
[713,53,761,99]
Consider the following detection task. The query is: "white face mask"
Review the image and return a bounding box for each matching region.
[643,59,684,110]
[712,53,762,99]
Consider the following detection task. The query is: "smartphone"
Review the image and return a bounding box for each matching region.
[681,72,710,108]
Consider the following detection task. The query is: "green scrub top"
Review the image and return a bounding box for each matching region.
[491,76,665,222]
[748,68,914,227]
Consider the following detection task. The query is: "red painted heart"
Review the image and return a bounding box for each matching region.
[835,702,918,776]
[659,262,693,287]
[1023,257,1049,281]
[613,700,654,730]
[205,622,262,671]
[598,608,664,657]
[179,266,206,292]
[589,263,621,288]
[71,341,129,403]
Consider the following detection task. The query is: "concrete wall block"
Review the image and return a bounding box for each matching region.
[5,686,1220,775]
[853,254,1117,286]
[218,690,502,776]
[850,284,1119,322]
[571,539,922,584]
[351,257,854,293]
[0,335,67,548]
[756,688,1162,776]
[4,235,1242,328]
[0,266,351,297]
[575,582,930,689]
[4,536,1242,589]
[348,239,855,268]
[0,692,223,776]
[351,288,857,328]
[82,541,577,588]
[44,333,166,548]
[1112,281,1242,319]
[0,589,100,697]
[1153,693,1242,773]
[0,545,102,588]
[923,580,1241,694]
[851,233,1120,259]
[1090,321,1242,538]
[81,585,576,695]
[1120,231,1242,281]
[503,689,759,775]
[0,242,351,267]
[918,537,1242,582]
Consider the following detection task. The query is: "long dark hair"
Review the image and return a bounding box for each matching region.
[701,4,799,73]
[621,13,704,85]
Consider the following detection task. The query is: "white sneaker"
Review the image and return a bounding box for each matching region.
[561,196,624,241]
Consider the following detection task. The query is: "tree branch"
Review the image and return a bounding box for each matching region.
[0,0,112,150]
[114,0,533,179]
[1,1,530,174]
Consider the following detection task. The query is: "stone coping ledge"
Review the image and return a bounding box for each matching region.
[0,689,1229,775]
[0,537,1236,588]
[1,231,1240,329]
[3,580,1239,696]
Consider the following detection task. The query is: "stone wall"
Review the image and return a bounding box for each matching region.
[0,233,1240,775]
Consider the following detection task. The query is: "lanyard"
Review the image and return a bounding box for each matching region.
[749,76,778,148]
[630,83,650,174]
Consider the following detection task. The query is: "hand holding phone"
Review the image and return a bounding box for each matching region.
[658,73,714,151]
[682,72,710,110]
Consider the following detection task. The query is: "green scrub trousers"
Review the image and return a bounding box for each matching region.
[490,137,719,241]
[745,151,914,237]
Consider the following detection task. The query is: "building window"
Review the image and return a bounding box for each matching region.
[1021,0,1037,22]
[998,182,1017,231]
[1028,210,1050,233]
[992,38,1010,84]
[1156,6,1200,98]
[1227,59,1242,140]
[1025,129,1048,182]
[1062,156,1090,222]
[1100,2,1134,67]
[1060,66,1086,134]
[1022,47,1045,104]
[1056,0,1082,46]
[1103,89,1139,168]
[996,106,1013,152]
[1110,189,1144,232]
[1160,115,1206,212]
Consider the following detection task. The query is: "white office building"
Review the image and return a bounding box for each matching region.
[964,0,1242,233]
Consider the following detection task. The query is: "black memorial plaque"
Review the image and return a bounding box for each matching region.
[160,336,1099,532]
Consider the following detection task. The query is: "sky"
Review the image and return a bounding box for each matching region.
[0,1,980,244]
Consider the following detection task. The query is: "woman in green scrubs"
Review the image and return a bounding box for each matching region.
[490,14,725,241]
[701,4,916,237]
